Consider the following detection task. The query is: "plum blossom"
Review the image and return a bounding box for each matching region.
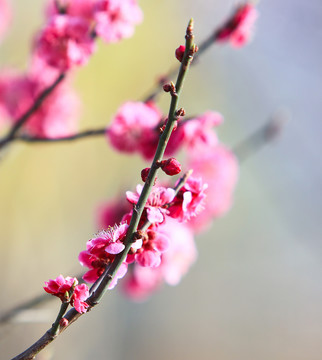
[0,69,79,137]
[94,0,143,43]
[127,227,170,268]
[44,275,89,313]
[181,111,222,153]
[46,0,96,22]
[217,3,258,48]
[35,14,95,71]
[79,223,129,288]
[107,101,162,159]
[123,217,197,301]
[0,0,11,43]
[187,145,238,232]
[126,184,176,224]
[168,176,208,222]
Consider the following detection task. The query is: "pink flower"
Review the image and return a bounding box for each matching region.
[94,0,143,43]
[107,101,162,159]
[168,177,208,222]
[0,69,79,137]
[187,145,238,232]
[46,0,96,22]
[158,217,197,286]
[79,223,129,287]
[122,265,163,301]
[35,14,95,71]
[181,111,222,152]
[0,0,11,43]
[44,275,77,300]
[71,283,89,313]
[122,217,197,301]
[217,3,258,48]
[126,184,176,224]
[44,275,89,313]
[128,228,170,268]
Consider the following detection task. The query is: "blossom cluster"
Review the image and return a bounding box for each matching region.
[44,275,89,313]
[97,106,238,300]
[35,1,257,307]
[0,0,142,138]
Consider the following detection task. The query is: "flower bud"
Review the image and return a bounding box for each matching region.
[175,45,186,62]
[160,158,182,176]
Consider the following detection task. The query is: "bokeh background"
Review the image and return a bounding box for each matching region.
[1,0,322,359]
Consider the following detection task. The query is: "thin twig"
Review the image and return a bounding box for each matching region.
[0,73,66,151]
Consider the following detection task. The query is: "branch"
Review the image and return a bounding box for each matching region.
[0,73,66,151]
[233,111,289,162]
[10,19,196,360]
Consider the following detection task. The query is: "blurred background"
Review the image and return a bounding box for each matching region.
[1,0,322,359]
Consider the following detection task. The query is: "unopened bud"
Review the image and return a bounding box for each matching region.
[175,45,186,62]
[163,84,172,92]
[176,108,185,117]
[59,318,69,328]
[160,158,182,176]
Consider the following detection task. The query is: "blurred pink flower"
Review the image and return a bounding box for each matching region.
[0,0,11,43]
[35,14,95,70]
[107,101,162,159]
[217,3,258,48]
[187,145,238,232]
[94,0,143,43]
[0,69,79,137]
[123,217,197,301]
[46,0,96,22]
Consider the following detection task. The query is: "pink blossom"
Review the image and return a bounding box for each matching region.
[35,14,95,71]
[187,145,238,232]
[122,265,163,301]
[0,0,11,43]
[158,217,197,286]
[217,3,258,48]
[79,223,129,287]
[107,101,162,159]
[129,228,170,268]
[181,111,222,152]
[46,0,96,22]
[0,69,79,137]
[168,176,208,222]
[122,217,197,301]
[71,283,89,313]
[126,184,176,224]
[44,275,77,300]
[94,0,143,43]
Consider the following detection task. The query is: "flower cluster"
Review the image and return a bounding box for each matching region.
[44,275,89,313]
[98,102,238,300]
[0,0,142,137]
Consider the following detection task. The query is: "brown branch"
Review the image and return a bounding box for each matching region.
[0,73,66,151]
